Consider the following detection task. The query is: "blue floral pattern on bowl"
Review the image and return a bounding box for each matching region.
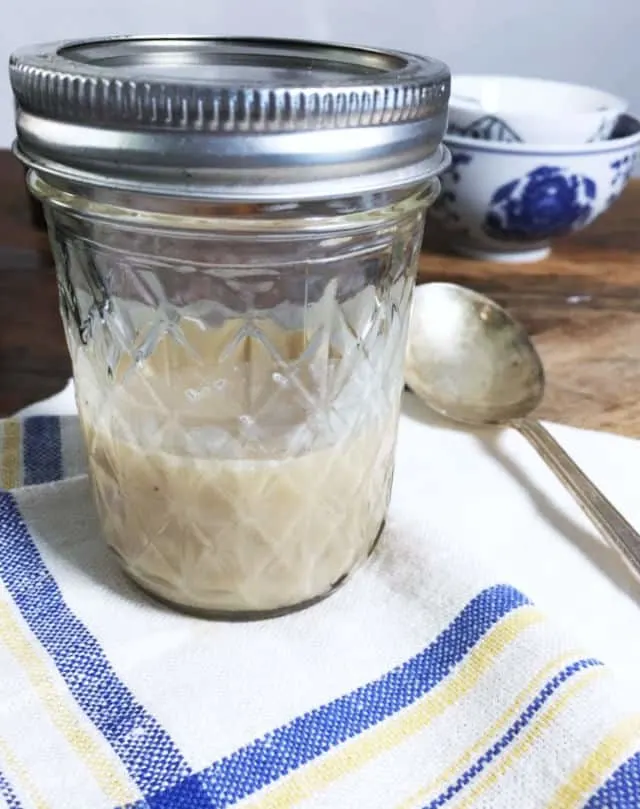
[448,116,523,143]
[483,167,597,243]
[607,154,636,206]
[430,152,473,234]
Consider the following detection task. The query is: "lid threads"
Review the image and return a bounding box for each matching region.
[10,36,450,200]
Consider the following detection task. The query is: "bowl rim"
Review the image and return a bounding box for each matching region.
[444,113,640,155]
[449,74,628,116]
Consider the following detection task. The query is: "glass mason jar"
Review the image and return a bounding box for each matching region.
[11,37,450,618]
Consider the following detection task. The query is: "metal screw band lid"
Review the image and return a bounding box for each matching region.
[10,36,451,201]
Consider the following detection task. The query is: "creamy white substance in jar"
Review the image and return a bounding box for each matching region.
[76,318,397,614]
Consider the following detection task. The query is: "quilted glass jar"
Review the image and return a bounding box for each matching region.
[11,36,450,617]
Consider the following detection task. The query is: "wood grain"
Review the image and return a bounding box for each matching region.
[1,149,639,435]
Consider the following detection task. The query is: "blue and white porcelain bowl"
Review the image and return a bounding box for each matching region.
[430,114,640,263]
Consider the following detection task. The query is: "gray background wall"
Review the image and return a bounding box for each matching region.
[1,0,638,148]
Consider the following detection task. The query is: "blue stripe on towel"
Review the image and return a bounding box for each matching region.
[131,584,529,809]
[0,492,209,803]
[23,417,63,485]
[584,750,640,808]
[423,657,603,808]
[0,766,22,809]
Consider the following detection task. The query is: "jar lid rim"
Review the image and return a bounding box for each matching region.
[10,36,450,131]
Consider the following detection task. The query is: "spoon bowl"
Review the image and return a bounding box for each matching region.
[405,283,544,424]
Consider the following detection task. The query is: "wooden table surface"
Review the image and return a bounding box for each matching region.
[1,149,639,435]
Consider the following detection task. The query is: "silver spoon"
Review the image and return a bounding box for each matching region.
[404,282,640,579]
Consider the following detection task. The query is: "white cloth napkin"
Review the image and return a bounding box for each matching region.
[15,378,77,418]
[0,385,639,808]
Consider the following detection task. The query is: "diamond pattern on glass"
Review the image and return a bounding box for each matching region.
[54,208,425,614]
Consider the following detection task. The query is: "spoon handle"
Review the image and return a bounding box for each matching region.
[515,418,640,578]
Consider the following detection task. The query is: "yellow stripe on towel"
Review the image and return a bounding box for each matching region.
[395,649,585,809]
[248,605,545,809]
[548,713,640,809]
[1,421,22,489]
[0,601,137,806]
[0,737,50,809]
[452,667,607,809]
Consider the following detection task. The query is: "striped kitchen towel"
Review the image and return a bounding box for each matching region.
[1,401,640,808]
